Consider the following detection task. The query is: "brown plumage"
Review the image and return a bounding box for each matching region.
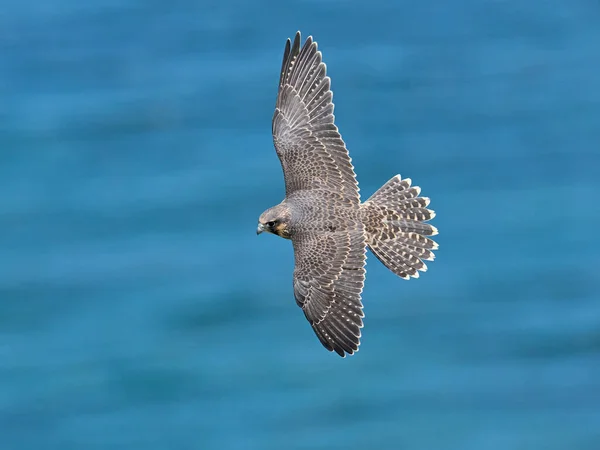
[257,32,438,357]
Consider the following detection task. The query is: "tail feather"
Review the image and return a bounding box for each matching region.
[361,175,438,279]
[397,196,430,209]
[402,242,436,262]
[395,232,438,251]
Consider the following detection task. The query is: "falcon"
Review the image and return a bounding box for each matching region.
[257,32,439,357]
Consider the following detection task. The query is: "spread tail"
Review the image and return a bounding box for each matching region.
[361,175,438,279]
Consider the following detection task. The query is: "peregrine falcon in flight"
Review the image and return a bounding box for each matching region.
[257,32,438,357]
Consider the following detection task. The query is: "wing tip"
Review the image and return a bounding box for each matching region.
[290,31,317,55]
[335,342,361,358]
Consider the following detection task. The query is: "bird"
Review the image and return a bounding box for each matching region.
[257,31,438,357]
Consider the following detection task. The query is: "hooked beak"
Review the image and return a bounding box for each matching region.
[256,223,265,235]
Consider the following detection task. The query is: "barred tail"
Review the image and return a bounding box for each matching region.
[361,175,438,279]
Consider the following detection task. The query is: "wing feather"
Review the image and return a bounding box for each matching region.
[272,32,359,203]
[292,228,366,357]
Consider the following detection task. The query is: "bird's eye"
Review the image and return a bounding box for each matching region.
[266,221,276,228]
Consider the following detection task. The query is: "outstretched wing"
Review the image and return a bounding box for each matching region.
[272,32,360,204]
[292,228,366,357]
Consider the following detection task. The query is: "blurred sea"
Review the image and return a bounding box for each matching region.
[1,1,600,449]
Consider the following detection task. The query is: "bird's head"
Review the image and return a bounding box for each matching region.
[257,204,291,239]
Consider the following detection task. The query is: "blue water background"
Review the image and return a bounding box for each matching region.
[1,1,600,448]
